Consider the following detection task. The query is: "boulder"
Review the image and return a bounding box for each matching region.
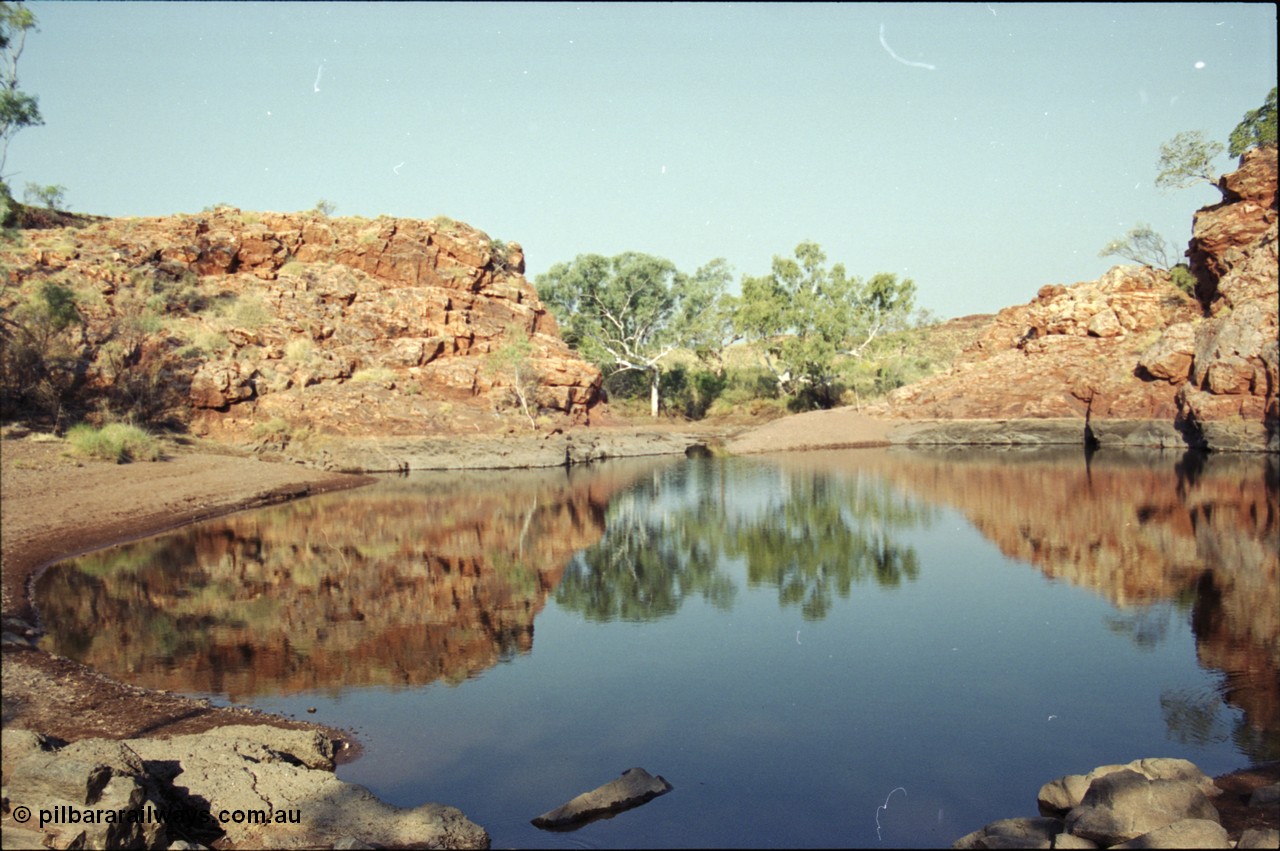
[531,767,673,829]
[1238,827,1280,848]
[4,738,168,849]
[1,726,488,850]
[1109,818,1229,848]
[1138,322,1197,383]
[1039,759,1219,817]
[125,725,488,849]
[877,146,1277,452]
[952,816,1064,848]
[1063,770,1220,846]
[1249,782,1280,808]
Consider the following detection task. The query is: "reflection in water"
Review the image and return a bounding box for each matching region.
[36,460,669,699]
[35,448,1279,767]
[841,447,1279,763]
[554,460,932,622]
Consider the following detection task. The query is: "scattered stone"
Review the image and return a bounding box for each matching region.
[531,767,673,830]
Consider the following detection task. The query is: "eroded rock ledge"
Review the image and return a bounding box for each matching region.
[0,725,490,850]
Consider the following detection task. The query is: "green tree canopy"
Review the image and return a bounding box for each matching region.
[1228,86,1278,158]
[733,241,915,409]
[1154,130,1225,194]
[536,252,732,417]
[0,2,42,180]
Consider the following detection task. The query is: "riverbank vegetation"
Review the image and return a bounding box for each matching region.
[536,241,974,421]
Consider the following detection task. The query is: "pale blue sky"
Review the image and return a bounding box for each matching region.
[13,2,1277,319]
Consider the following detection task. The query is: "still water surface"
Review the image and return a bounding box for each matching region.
[36,448,1279,848]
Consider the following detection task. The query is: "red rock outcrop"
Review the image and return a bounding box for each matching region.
[879,266,1201,421]
[1179,146,1279,444]
[878,146,1278,451]
[2,209,603,438]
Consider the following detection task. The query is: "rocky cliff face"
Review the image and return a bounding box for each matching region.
[880,146,1278,452]
[2,208,603,437]
[1180,146,1279,447]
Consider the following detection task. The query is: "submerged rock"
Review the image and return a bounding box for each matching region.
[531,767,673,830]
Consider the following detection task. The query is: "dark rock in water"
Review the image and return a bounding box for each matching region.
[532,767,673,830]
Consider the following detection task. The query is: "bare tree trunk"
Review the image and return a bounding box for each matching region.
[650,369,660,418]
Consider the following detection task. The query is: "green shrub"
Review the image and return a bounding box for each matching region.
[66,422,162,463]
[660,364,726,419]
[1170,264,1197,297]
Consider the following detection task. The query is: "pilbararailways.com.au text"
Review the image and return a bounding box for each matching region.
[12,803,301,829]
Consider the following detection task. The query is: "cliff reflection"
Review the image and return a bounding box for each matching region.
[33,447,1278,764]
[35,460,669,700]
[839,447,1279,762]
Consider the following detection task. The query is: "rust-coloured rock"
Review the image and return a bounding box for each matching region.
[878,146,1278,451]
[2,209,604,439]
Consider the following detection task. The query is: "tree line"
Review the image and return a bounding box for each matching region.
[536,242,917,418]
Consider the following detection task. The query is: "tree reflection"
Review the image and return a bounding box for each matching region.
[555,460,930,622]
[726,473,926,620]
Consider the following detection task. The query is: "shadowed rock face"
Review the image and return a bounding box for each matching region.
[1181,146,1279,444]
[34,462,661,699]
[878,147,1278,452]
[3,209,602,437]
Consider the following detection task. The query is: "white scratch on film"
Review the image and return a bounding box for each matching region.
[876,786,906,841]
[878,25,936,71]
[313,63,324,93]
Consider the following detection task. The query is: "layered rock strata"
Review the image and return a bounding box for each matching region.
[3,209,603,438]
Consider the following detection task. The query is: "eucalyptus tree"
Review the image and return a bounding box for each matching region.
[1098,223,1178,269]
[734,241,915,409]
[1228,86,1277,158]
[536,252,732,417]
[0,2,42,180]
[1154,130,1225,195]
